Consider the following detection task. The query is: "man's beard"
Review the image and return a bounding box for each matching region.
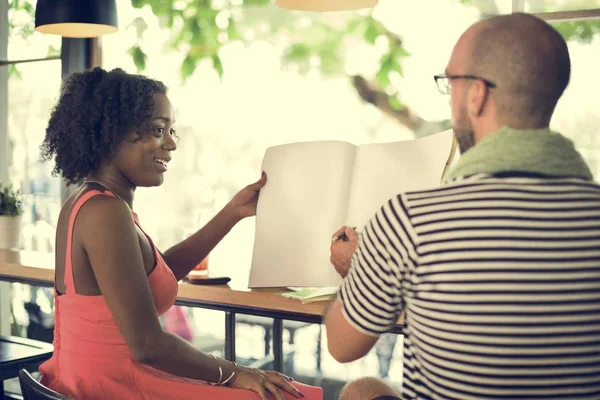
[452,105,476,154]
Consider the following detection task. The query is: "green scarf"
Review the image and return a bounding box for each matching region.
[444,126,594,182]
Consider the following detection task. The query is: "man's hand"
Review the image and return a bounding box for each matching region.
[330,226,358,278]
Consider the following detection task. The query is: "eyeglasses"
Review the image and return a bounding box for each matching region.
[433,74,497,95]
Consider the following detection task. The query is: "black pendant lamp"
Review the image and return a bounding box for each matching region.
[34,0,118,38]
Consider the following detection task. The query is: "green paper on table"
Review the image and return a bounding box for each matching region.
[282,287,338,303]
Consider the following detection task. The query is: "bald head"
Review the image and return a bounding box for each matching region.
[465,13,570,128]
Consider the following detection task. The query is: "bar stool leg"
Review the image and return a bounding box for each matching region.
[316,325,322,372]
[273,318,283,372]
[225,312,236,362]
[264,327,272,356]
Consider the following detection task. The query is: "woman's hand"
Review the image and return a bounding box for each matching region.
[227,364,305,400]
[228,172,267,220]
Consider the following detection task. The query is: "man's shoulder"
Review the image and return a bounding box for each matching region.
[399,173,494,203]
[403,173,600,203]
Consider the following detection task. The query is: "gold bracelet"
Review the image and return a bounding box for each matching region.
[220,361,237,386]
[208,354,224,386]
[212,366,224,386]
[220,370,235,385]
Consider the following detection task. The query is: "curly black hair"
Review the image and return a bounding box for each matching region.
[41,67,168,185]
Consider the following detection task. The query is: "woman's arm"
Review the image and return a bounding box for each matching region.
[162,173,266,281]
[79,194,302,400]
[79,196,234,381]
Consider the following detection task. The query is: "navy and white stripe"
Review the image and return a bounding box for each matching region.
[340,174,600,399]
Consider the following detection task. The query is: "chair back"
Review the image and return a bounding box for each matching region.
[18,369,73,400]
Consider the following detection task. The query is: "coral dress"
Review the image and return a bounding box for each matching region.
[40,190,322,400]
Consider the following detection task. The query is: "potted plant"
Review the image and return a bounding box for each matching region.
[0,183,24,250]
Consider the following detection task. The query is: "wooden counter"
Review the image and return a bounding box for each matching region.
[0,249,404,327]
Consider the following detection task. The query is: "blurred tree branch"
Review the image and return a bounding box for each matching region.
[7,0,600,136]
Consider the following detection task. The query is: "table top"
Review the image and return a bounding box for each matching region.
[0,335,53,380]
[0,250,404,328]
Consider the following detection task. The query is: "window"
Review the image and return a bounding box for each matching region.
[98,0,479,390]
[2,0,596,395]
[7,3,62,252]
[101,0,480,272]
[5,2,62,342]
[526,0,600,12]
[8,60,62,253]
[97,0,600,389]
[551,30,600,178]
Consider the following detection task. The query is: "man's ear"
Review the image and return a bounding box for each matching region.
[468,80,488,117]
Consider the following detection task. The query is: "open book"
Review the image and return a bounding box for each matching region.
[249,130,456,288]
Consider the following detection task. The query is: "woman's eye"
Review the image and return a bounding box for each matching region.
[154,127,165,136]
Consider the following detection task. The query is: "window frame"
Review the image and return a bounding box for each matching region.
[1,0,599,336]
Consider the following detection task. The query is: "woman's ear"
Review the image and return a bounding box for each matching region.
[126,129,142,143]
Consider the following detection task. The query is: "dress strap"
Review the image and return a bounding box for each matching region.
[63,189,116,294]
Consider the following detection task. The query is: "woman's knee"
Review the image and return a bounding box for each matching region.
[339,377,401,400]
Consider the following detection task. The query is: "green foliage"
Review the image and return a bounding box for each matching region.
[7,0,56,79]
[389,95,403,111]
[364,16,388,44]
[460,0,600,44]
[128,45,147,71]
[282,21,347,75]
[129,0,412,102]
[8,64,21,79]
[181,54,196,80]
[554,20,600,44]
[212,55,224,77]
[6,0,600,120]
[131,0,227,79]
[376,46,408,87]
[127,0,598,115]
[8,0,35,39]
[0,184,24,217]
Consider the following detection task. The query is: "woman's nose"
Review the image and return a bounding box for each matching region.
[163,135,177,151]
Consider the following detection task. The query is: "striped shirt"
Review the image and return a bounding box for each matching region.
[340,173,600,399]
